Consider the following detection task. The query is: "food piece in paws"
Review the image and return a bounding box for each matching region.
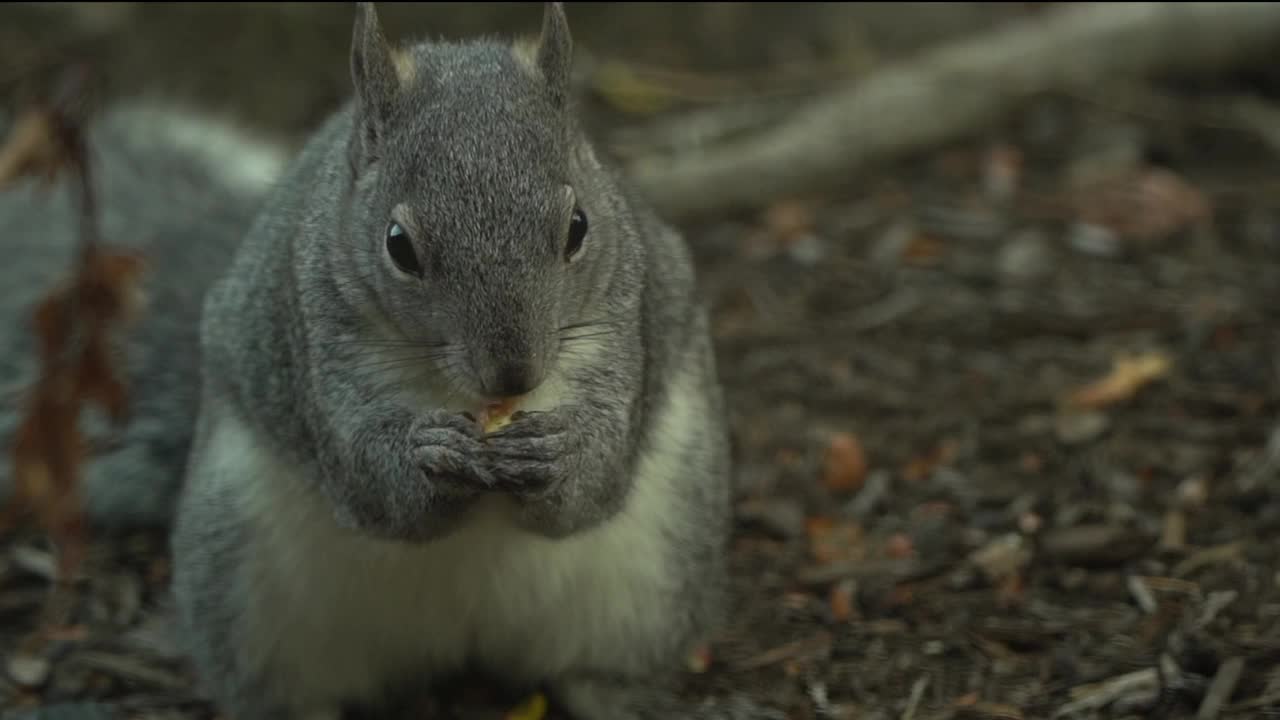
[479,398,520,434]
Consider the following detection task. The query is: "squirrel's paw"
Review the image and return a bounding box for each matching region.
[409,409,497,489]
[481,409,572,494]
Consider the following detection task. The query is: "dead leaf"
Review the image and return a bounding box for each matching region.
[823,432,868,494]
[0,107,71,191]
[885,533,915,560]
[1073,167,1211,243]
[984,143,1023,201]
[902,234,946,264]
[3,249,148,583]
[764,200,816,246]
[829,579,857,622]
[902,439,960,482]
[806,517,865,566]
[1064,351,1173,410]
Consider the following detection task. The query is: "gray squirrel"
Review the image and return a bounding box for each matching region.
[1,3,783,719]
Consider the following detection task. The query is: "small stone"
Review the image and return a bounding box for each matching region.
[10,545,57,581]
[1176,476,1209,509]
[969,533,1032,584]
[786,233,825,265]
[7,652,51,688]
[1068,221,1121,257]
[870,221,917,267]
[1054,411,1110,445]
[998,229,1054,282]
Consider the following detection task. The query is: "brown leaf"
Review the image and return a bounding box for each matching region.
[829,579,857,622]
[901,438,960,482]
[885,533,915,559]
[902,234,946,264]
[2,248,148,584]
[823,432,868,494]
[806,517,866,566]
[1064,351,1173,410]
[1073,167,1211,243]
[984,143,1023,201]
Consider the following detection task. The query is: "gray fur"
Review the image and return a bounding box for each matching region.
[0,102,284,529]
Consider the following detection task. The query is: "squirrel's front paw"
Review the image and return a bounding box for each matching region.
[482,410,573,494]
[410,409,497,489]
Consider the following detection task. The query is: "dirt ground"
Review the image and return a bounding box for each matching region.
[3,3,1280,720]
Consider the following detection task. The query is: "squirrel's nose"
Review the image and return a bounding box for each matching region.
[491,361,539,398]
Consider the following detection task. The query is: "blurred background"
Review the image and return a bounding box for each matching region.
[5,2,1280,719]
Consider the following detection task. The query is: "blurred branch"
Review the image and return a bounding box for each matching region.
[626,2,1280,222]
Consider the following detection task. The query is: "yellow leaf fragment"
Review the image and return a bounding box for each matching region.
[505,692,548,720]
[1065,351,1172,410]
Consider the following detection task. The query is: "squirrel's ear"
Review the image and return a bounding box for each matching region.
[535,2,573,109]
[350,2,402,166]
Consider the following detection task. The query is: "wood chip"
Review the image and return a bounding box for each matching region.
[1055,668,1159,717]
[901,675,929,720]
[1127,575,1158,614]
[1040,524,1155,567]
[1160,509,1187,551]
[1173,542,1246,578]
[10,545,58,581]
[1197,657,1245,720]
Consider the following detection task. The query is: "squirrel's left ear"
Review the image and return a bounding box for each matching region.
[536,2,573,110]
[350,2,405,168]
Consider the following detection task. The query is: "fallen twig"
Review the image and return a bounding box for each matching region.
[627,2,1280,220]
[1198,657,1245,720]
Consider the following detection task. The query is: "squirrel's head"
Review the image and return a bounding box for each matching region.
[344,2,624,406]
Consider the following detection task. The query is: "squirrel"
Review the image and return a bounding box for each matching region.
[169,4,781,720]
[0,3,783,719]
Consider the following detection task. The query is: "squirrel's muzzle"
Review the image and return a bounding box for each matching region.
[490,360,541,398]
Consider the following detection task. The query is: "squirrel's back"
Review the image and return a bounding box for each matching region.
[0,100,290,528]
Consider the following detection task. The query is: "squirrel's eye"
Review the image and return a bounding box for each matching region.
[385,222,423,277]
[565,206,588,261]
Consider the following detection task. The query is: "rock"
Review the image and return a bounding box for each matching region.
[7,652,51,688]
[1067,221,1121,258]
[9,545,57,581]
[997,229,1054,283]
[786,233,826,266]
[1054,411,1110,445]
[969,533,1032,584]
[870,221,917,267]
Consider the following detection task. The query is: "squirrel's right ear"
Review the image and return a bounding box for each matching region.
[350,2,405,168]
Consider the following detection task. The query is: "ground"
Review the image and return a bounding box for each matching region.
[3,3,1280,720]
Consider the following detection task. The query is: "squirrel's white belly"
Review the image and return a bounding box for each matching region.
[215,363,703,706]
